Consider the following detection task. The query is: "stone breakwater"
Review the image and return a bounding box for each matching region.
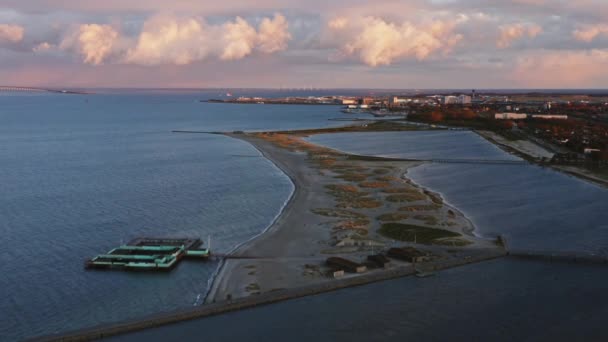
[30,249,506,342]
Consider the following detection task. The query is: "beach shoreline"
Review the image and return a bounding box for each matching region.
[31,128,509,341]
[206,131,502,303]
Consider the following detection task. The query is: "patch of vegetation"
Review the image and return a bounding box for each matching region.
[346,155,401,162]
[359,181,391,188]
[376,175,399,182]
[377,212,409,222]
[333,219,371,230]
[383,187,418,193]
[336,173,369,182]
[386,192,427,202]
[311,208,366,219]
[336,197,383,209]
[399,204,442,212]
[318,158,337,168]
[246,283,261,292]
[379,223,460,244]
[424,190,443,205]
[325,184,360,193]
[413,215,439,226]
[324,163,354,171]
[373,168,391,175]
[433,238,472,247]
[326,185,371,204]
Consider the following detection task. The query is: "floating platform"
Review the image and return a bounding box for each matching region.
[85,237,210,271]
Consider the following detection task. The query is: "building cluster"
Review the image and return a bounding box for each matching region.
[495,113,569,120]
[442,95,472,105]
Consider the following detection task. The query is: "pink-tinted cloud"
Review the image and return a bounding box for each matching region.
[511,49,608,87]
[0,24,24,43]
[124,16,212,65]
[124,13,290,65]
[257,13,291,54]
[573,24,608,42]
[60,24,119,65]
[3,0,608,87]
[497,23,542,48]
[326,16,462,67]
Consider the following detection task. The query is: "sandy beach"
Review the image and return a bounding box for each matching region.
[206,131,502,303]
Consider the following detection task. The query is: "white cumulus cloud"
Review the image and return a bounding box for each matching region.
[125,13,291,65]
[220,17,258,60]
[60,24,119,65]
[257,13,292,54]
[327,16,463,67]
[125,16,211,65]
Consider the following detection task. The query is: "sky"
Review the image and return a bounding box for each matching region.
[1,0,608,89]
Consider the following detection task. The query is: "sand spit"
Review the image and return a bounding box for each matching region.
[206,131,503,303]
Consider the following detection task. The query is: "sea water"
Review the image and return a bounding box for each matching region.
[0,91,350,341]
[308,130,608,254]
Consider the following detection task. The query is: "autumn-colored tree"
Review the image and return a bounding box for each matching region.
[499,120,514,129]
[461,109,477,120]
[430,111,444,122]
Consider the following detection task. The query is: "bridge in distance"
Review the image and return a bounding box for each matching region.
[0,86,87,94]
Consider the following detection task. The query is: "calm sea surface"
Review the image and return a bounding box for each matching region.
[0,91,350,341]
[4,93,608,341]
[112,258,608,342]
[113,128,608,342]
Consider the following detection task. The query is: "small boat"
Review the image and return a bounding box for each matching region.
[415,271,436,278]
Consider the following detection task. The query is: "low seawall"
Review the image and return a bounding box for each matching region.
[508,250,608,265]
[29,250,505,342]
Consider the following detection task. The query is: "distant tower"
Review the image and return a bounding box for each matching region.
[472,89,476,100]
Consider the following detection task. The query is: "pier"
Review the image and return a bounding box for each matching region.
[85,237,210,271]
[31,249,506,342]
[508,250,608,265]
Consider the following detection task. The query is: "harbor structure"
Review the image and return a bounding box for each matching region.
[85,237,210,271]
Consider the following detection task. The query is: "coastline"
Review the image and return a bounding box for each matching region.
[31,126,608,342]
[474,129,608,188]
[206,131,502,303]
[204,133,301,302]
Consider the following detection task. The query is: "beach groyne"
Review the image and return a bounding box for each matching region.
[508,250,608,265]
[29,250,505,342]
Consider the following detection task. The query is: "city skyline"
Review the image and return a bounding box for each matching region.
[1,0,608,88]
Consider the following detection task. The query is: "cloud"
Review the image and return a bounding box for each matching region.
[573,24,608,42]
[0,24,24,43]
[497,23,542,48]
[326,16,462,67]
[220,17,258,60]
[124,13,290,65]
[60,24,119,65]
[511,49,608,87]
[125,16,211,65]
[257,13,291,54]
[32,42,53,52]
